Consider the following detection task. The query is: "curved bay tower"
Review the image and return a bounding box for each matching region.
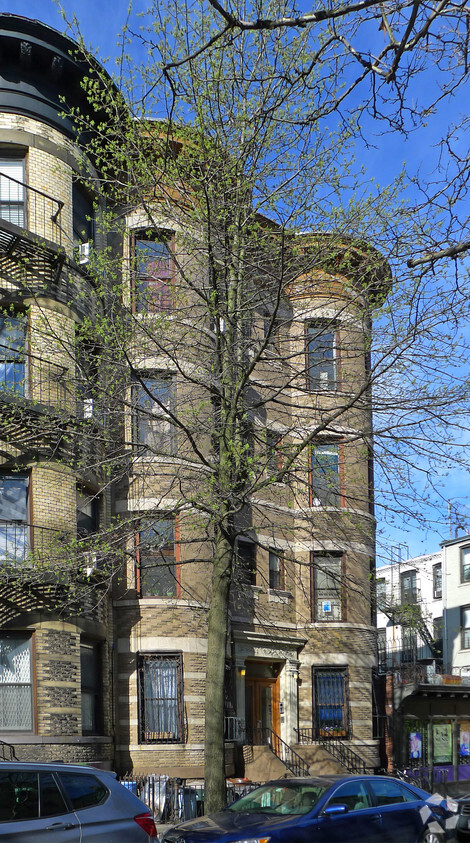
[0,15,112,766]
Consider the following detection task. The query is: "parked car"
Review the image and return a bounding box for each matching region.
[159,774,457,842]
[449,793,470,841]
[0,761,158,841]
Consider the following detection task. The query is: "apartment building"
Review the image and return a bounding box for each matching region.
[0,14,113,766]
[0,13,390,779]
[376,538,470,782]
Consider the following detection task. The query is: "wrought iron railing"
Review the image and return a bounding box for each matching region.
[224,716,245,742]
[0,172,64,244]
[250,726,310,777]
[0,739,18,761]
[295,727,367,774]
[0,347,71,411]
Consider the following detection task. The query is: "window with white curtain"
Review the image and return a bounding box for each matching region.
[138,653,183,743]
[0,634,32,730]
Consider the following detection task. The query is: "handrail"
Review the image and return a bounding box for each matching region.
[295,728,367,774]
[251,726,310,777]
[0,172,64,223]
[0,739,18,761]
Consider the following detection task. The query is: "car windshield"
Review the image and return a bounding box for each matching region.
[228,783,328,816]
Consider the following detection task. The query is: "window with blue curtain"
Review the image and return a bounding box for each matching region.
[139,653,183,743]
[0,315,26,396]
[314,668,348,737]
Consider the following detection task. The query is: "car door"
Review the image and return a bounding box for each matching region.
[367,778,426,843]
[317,779,383,843]
[0,770,80,841]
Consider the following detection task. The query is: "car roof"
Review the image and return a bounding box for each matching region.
[0,761,114,775]
[263,775,408,786]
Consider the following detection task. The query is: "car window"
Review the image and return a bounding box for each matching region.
[0,771,38,821]
[326,781,373,812]
[58,772,108,810]
[40,772,68,817]
[369,779,416,806]
[228,783,328,815]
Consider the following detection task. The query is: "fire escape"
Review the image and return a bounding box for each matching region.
[0,172,101,622]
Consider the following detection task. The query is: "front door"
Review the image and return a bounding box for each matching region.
[245,674,280,744]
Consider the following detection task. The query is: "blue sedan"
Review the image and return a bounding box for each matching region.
[160,774,457,842]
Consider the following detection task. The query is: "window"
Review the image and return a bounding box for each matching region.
[269,550,284,590]
[311,553,342,621]
[76,488,99,538]
[401,627,417,664]
[462,547,470,583]
[0,314,26,396]
[376,577,387,611]
[265,429,282,477]
[0,158,25,226]
[133,374,174,454]
[433,617,443,657]
[0,475,29,562]
[138,653,183,743]
[73,182,94,250]
[307,322,336,390]
[462,606,470,649]
[326,780,372,811]
[236,540,256,586]
[137,516,177,598]
[377,628,387,673]
[313,668,348,737]
[59,772,108,809]
[433,563,442,598]
[368,778,417,806]
[310,443,340,507]
[133,231,173,313]
[400,569,417,604]
[80,641,102,735]
[0,634,32,730]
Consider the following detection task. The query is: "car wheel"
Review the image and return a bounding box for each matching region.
[420,827,444,843]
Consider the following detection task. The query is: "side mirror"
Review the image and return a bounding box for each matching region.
[323,803,348,815]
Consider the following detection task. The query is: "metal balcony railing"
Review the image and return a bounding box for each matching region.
[0,347,71,412]
[0,172,64,245]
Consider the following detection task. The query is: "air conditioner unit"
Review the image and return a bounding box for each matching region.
[78,241,90,265]
[85,551,99,577]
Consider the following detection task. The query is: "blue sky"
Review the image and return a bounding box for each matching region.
[3,0,468,563]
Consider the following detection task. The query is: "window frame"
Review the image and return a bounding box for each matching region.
[310,442,341,508]
[461,547,470,584]
[0,312,27,398]
[0,156,26,227]
[136,514,180,599]
[132,373,175,455]
[310,552,343,621]
[376,577,387,611]
[236,540,257,586]
[268,549,285,590]
[433,563,442,599]
[80,639,102,736]
[306,321,337,391]
[0,632,34,732]
[400,569,417,604]
[0,473,30,563]
[131,229,174,314]
[461,605,470,649]
[312,667,349,738]
[138,652,184,744]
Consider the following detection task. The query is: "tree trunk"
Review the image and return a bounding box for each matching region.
[204,526,232,813]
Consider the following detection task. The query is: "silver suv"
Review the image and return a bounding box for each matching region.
[0,761,158,841]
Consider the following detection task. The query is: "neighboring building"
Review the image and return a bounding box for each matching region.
[376,537,470,782]
[0,15,113,766]
[0,14,390,781]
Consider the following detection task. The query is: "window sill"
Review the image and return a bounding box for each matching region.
[268,589,293,603]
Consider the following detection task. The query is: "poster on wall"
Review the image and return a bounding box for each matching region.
[410,732,422,759]
[433,723,452,764]
[460,729,470,757]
